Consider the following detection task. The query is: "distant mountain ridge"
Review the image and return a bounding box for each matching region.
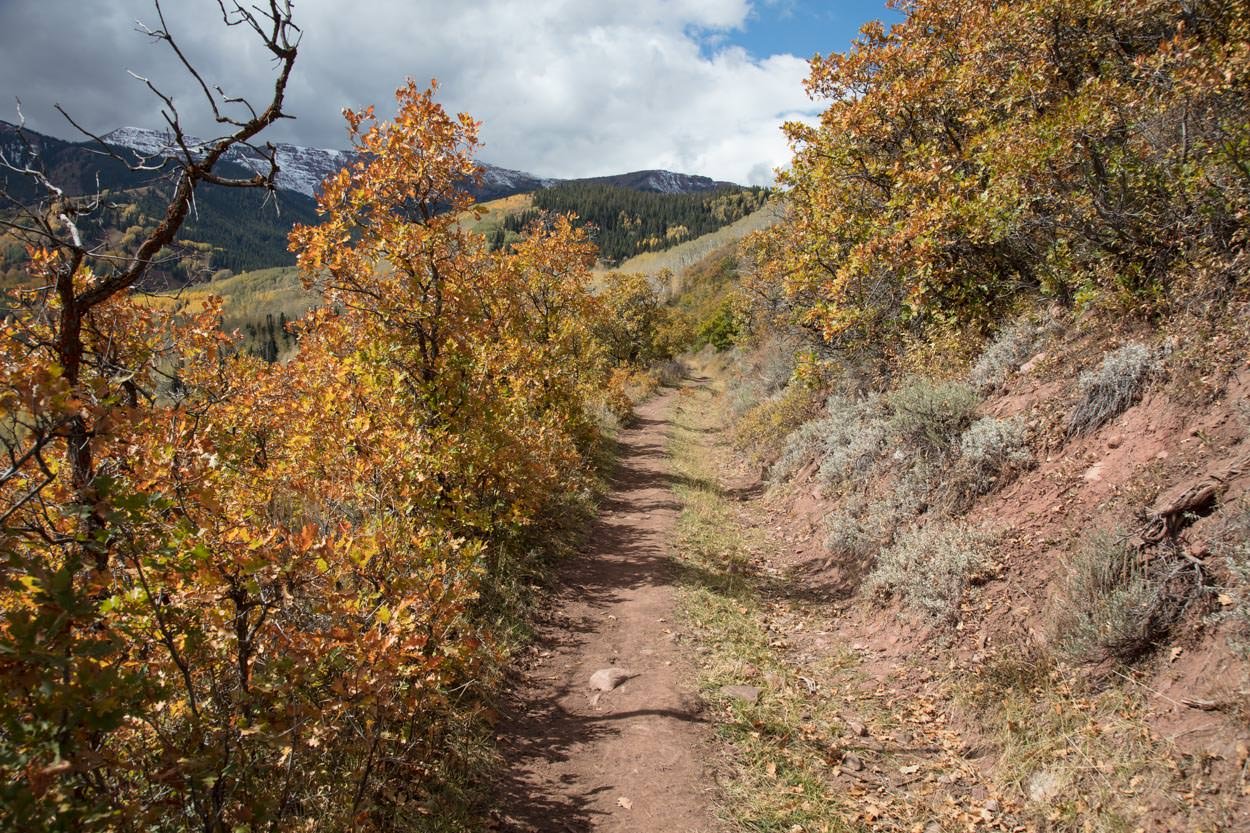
[99,126,738,199]
[2,121,749,281]
[100,126,355,199]
[575,169,738,194]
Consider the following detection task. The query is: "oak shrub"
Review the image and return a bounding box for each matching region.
[1,81,641,831]
[745,0,1250,362]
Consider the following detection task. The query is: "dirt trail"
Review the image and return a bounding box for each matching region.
[497,389,721,833]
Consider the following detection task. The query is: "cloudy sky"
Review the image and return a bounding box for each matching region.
[0,0,899,185]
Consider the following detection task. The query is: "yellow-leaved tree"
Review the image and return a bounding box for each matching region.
[745,0,1250,364]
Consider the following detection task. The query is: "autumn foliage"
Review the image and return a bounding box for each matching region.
[747,0,1250,360]
[0,79,640,831]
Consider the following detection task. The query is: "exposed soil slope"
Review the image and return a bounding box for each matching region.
[726,328,1250,830]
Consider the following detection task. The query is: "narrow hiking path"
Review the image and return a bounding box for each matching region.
[496,388,722,833]
[494,367,1242,833]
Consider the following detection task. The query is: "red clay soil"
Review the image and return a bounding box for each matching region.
[751,352,1250,830]
[495,390,722,833]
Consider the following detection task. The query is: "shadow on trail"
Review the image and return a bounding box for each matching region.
[494,387,710,832]
[496,693,705,832]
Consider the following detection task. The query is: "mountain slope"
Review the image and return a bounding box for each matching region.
[4,122,753,280]
[98,127,727,202]
[574,169,738,194]
[1,121,320,284]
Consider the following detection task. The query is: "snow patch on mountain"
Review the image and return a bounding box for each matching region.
[101,127,352,199]
[99,127,738,200]
[479,164,556,192]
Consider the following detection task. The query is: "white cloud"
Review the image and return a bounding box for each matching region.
[0,0,820,184]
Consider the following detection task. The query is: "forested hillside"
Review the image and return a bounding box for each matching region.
[0,123,320,283]
[505,182,769,264]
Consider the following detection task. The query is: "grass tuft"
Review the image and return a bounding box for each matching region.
[1052,529,1191,665]
[1211,503,1250,656]
[965,648,1177,832]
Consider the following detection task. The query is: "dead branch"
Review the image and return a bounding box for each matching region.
[0,0,300,571]
[1137,454,1250,547]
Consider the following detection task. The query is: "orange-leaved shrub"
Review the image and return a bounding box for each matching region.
[745,0,1250,361]
[1,80,625,832]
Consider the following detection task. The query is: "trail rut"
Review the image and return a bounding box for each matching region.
[497,389,720,833]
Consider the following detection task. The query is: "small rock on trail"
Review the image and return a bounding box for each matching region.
[495,389,720,833]
[589,667,631,692]
[844,718,868,738]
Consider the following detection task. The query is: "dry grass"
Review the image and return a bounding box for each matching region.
[965,649,1183,833]
[669,383,861,832]
[455,192,534,244]
[1052,529,1192,665]
[596,204,779,278]
[1213,502,1250,656]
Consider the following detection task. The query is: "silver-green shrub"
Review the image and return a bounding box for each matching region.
[866,521,991,623]
[1066,343,1155,436]
[886,378,981,457]
[816,392,887,488]
[947,416,1032,511]
[824,496,892,560]
[968,321,1038,392]
[771,415,838,483]
[1053,529,1182,665]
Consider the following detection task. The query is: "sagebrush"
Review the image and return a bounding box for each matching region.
[816,392,887,489]
[1053,530,1191,665]
[1066,343,1155,436]
[866,521,991,623]
[886,378,981,457]
[824,496,892,561]
[946,416,1032,512]
[968,321,1039,392]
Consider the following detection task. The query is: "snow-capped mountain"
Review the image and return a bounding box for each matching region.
[479,163,558,194]
[101,126,558,200]
[101,127,354,199]
[99,127,735,200]
[578,169,738,194]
